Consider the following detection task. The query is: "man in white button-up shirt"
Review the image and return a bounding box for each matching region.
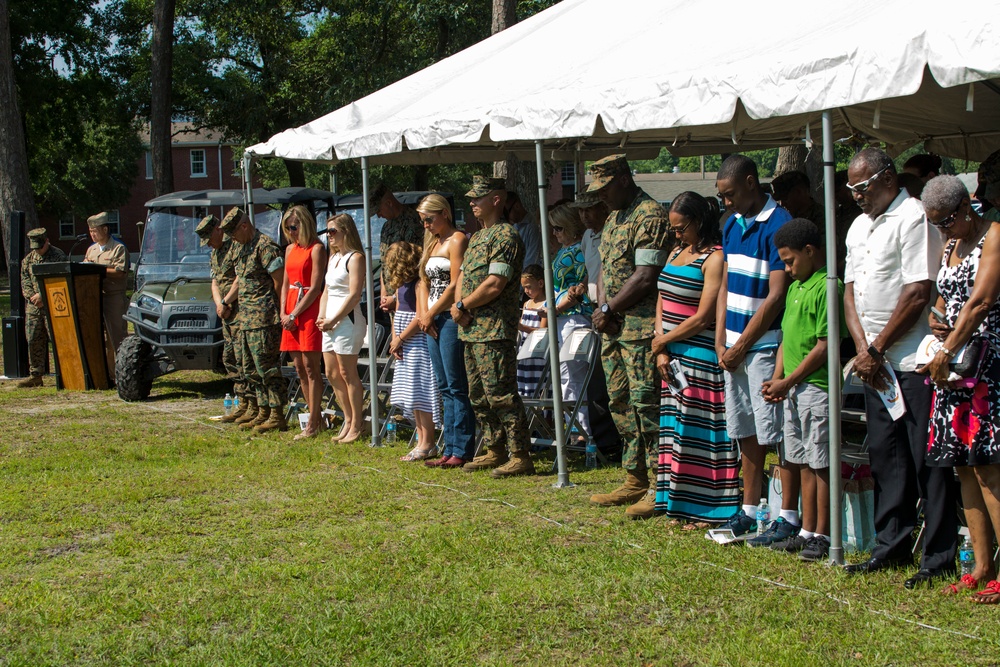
[842,148,958,587]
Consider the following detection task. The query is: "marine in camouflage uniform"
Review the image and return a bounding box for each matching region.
[196,215,247,420]
[221,207,288,432]
[452,176,531,477]
[19,228,67,387]
[588,154,672,518]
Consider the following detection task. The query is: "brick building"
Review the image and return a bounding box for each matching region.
[41,123,247,257]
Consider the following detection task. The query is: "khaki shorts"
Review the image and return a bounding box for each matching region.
[724,348,783,446]
[781,382,830,469]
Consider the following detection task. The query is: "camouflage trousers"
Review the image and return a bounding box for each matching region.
[222,315,248,402]
[464,339,529,454]
[237,324,287,408]
[602,334,660,476]
[25,307,50,377]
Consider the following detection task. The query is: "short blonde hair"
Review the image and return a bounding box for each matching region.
[549,204,584,240]
[282,205,319,247]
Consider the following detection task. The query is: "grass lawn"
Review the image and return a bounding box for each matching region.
[1,371,998,665]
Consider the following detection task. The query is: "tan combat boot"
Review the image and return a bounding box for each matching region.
[462,446,509,472]
[590,470,649,506]
[220,396,248,423]
[234,398,259,426]
[624,489,664,520]
[241,404,270,430]
[16,375,43,388]
[254,406,288,433]
[490,451,536,478]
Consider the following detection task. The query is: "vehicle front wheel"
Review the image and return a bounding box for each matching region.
[116,334,155,401]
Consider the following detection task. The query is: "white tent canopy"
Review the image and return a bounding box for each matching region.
[245,0,1000,556]
[248,0,1000,165]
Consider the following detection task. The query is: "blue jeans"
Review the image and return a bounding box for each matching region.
[426,314,476,459]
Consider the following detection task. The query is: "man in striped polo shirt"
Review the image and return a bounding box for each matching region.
[713,155,796,541]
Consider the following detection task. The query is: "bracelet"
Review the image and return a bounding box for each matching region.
[940,346,956,359]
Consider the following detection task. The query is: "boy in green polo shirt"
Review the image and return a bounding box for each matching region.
[762,218,846,562]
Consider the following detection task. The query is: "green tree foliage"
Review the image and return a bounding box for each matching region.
[11,0,142,217]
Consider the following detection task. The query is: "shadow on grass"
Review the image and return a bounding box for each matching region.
[147,372,232,403]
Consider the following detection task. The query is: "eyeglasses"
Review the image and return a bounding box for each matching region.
[670,221,691,236]
[846,165,891,194]
[551,225,564,232]
[930,203,963,229]
[286,225,298,232]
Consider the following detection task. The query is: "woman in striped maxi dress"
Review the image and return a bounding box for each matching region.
[652,192,740,524]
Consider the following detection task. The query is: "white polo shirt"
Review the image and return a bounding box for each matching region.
[844,189,942,371]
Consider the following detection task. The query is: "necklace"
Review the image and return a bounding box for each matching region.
[953,219,987,260]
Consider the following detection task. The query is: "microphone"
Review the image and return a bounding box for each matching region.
[69,233,90,258]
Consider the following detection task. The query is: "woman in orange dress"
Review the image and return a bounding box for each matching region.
[280,205,327,440]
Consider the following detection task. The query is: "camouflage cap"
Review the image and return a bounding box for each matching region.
[27,227,48,249]
[220,207,248,235]
[586,154,630,193]
[87,212,109,229]
[195,214,220,245]
[982,149,1000,201]
[465,175,506,198]
[568,189,602,209]
[368,182,390,210]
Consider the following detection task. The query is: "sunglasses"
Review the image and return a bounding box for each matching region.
[286,224,299,232]
[930,203,963,229]
[552,225,564,232]
[670,221,691,236]
[846,165,891,194]
[421,216,435,224]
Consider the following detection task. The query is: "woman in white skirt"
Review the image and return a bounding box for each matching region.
[316,213,367,443]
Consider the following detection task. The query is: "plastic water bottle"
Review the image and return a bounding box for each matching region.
[385,420,397,443]
[756,498,771,536]
[585,442,598,469]
[233,395,239,410]
[960,535,975,576]
[223,393,233,416]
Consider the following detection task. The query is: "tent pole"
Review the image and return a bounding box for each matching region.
[823,110,844,566]
[242,153,255,224]
[361,157,380,446]
[536,140,572,488]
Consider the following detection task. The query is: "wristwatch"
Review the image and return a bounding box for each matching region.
[600,303,613,316]
[455,300,466,312]
[867,343,884,362]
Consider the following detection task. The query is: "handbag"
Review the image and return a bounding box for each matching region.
[916,333,991,379]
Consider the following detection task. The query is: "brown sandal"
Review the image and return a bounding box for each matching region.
[971,580,1000,604]
[681,521,713,531]
[942,573,979,596]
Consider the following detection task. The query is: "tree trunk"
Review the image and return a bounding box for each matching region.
[490,0,530,211]
[0,0,37,265]
[284,159,305,188]
[413,165,429,191]
[491,0,516,33]
[774,144,807,177]
[150,0,175,197]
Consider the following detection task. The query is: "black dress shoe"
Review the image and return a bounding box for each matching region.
[903,567,957,590]
[844,556,911,575]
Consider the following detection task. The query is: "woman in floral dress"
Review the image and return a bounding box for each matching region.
[922,175,1000,603]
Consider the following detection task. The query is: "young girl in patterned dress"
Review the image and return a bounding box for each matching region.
[517,264,547,398]
[384,241,442,461]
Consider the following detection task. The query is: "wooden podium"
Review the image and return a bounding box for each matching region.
[32,262,110,390]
